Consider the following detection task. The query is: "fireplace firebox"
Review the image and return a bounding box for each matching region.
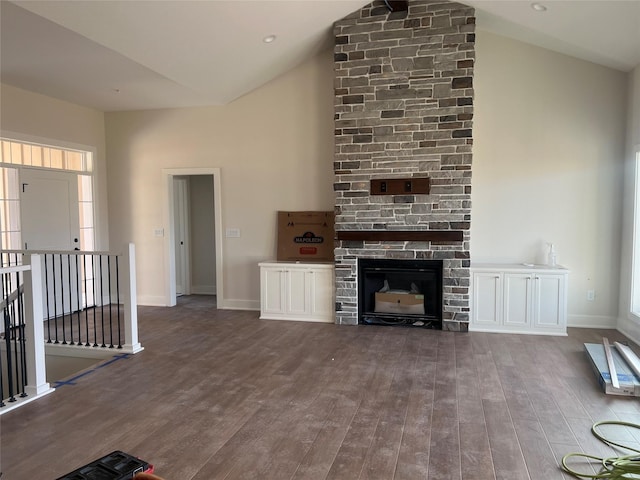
[358,258,443,328]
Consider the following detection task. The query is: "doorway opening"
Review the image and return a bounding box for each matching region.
[162,168,223,308]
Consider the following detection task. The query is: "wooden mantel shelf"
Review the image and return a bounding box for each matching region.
[336,230,464,242]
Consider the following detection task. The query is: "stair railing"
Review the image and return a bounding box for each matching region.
[0,244,142,414]
[1,254,53,414]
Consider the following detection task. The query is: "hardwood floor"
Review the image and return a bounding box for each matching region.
[2,295,640,479]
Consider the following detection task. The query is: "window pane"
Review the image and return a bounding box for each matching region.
[1,141,9,163]
[78,175,93,200]
[21,144,32,166]
[31,145,44,167]
[0,167,19,200]
[0,201,7,231]
[1,200,21,231]
[80,228,95,251]
[1,138,92,173]
[85,152,93,172]
[66,151,83,171]
[1,230,21,250]
[10,142,21,164]
[50,149,63,169]
[79,202,94,229]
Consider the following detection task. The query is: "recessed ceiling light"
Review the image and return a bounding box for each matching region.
[263,35,276,44]
[531,2,547,12]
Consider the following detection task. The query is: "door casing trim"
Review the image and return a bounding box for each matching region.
[162,168,223,307]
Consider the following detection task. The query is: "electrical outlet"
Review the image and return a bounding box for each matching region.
[587,290,595,301]
[226,228,240,238]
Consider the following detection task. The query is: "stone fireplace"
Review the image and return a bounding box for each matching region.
[333,0,475,331]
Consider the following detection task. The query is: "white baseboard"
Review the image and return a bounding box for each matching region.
[191,285,216,295]
[219,298,260,311]
[137,295,168,306]
[468,325,566,336]
[617,316,640,346]
[567,314,617,329]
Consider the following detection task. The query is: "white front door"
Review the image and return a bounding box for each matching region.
[20,168,81,317]
[20,168,80,251]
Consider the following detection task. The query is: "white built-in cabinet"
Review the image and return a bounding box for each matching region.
[471,264,569,335]
[259,262,334,323]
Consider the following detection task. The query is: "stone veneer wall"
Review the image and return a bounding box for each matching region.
[333,0,475,330]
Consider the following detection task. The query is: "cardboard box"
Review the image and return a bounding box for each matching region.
[277,211,335,262]
[375,292,425,315]
[584,343,640,397]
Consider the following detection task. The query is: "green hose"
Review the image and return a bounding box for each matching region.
[561,421,640,479]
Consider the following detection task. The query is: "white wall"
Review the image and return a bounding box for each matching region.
[105,49,335,307]
[618,65,640,343]
[472,31,628,328]
[0,84,109,251]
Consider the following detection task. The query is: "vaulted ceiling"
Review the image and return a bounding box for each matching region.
[1,0,639,112]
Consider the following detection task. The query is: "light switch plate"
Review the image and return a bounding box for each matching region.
[226,228,240,238]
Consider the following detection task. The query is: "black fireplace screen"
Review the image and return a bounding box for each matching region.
[358,258,443,328]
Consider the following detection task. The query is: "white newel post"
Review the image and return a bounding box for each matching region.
[23,254,53,397]
[122,243,143,353]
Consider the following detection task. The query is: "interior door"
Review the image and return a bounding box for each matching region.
[173,177,190,296]
[20,168,81,316]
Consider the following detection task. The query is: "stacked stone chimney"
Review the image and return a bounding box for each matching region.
[333,0,475,330]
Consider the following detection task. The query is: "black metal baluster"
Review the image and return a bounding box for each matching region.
[52,254,59,344]
[107,255,113,348]
[3,272,15,402]
[0,304,4,406]
[44,254,52,343]
[100,255,106,348]
[16,270,27,397]
[10,271,21,400]
[84,254,90,346]
[59,254,67,344]
[1,272,7,405]
[116,256,122,349]
[92,255,98,347]
[67,254,74,345]
[76,254,82,346]
[8,267,16,399]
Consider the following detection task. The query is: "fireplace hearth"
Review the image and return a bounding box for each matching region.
[358,258,443,328]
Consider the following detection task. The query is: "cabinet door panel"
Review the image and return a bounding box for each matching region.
[286,269,308,315]
[504,274,531,327]
[309,269,334,318]
[472,273,502,326]
[534,274,563,328]
[262,268,285,314]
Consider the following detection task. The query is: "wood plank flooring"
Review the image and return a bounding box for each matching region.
[2,295,640,479]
